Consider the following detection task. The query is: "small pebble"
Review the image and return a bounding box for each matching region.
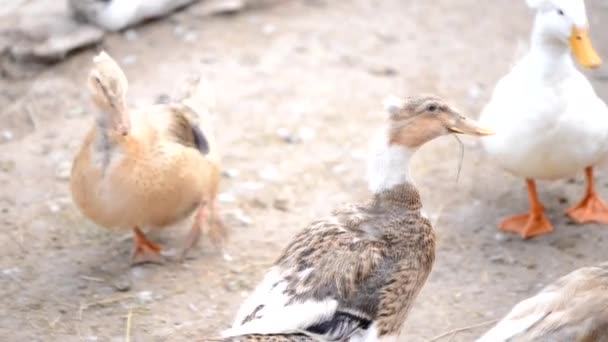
[468,83,482,100]
[239,182,265,191]
[262,24,276,35]
[227,210,253,226]
[124,29,138,41]
[494,232,511,242]
[136,291,153,303]
[331,164,349,174]
[184,32,198,43]
[273,198,289,212]
[55,161,72,181]
[222,168,240,179]
[489,255,507,264]
[112,278,132,292]
[367,66,398,77]
[0,160,16,173]
[249,198,267,209]
[259,166,281,182]
[48,202,61,213]
[122,55,137,65]
[1,130,14,141]
[298,127,316,141]
[173,25,186,36]
[218,192,236,204]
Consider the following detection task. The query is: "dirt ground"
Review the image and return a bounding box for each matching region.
[2,0,608,341]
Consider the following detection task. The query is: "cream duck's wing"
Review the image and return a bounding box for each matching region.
[477,263,608,342]
[159,104,210,156]
[223,206,398,340]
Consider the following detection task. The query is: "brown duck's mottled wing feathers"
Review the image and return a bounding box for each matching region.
[167,105,209,155]
[224,204,419,341]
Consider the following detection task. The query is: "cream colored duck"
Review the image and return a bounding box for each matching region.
[479,0,608,239]
[211,95,494,342]
[70,51,226,265]
[69,0,198,31]
[478,262,608,341]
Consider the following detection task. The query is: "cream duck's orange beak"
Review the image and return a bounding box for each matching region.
[570,26,602,69]
[446,115,495,136]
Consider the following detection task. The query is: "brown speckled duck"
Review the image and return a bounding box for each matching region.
[70,51,226,265]
[210,95,494,342]
[478,262,608,342]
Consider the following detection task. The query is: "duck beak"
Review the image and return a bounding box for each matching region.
[447,115,495,136]
[570,26,602,69]
[113,108,131,136]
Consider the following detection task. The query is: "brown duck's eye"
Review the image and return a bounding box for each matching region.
[557,9,564,16]
[427,104,438,112]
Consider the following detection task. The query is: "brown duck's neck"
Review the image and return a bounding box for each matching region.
[371,183,423,211]
[367,132,417,194]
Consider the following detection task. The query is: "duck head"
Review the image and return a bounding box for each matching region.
[383,95,494,148]
[88,51,131,136]
[527,0,602,68]
[367,95,494,193]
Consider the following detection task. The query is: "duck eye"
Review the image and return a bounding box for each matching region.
[557,8,564,16]
[427,104,438,112]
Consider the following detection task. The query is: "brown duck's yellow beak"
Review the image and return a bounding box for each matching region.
[570,27,602,69]
[447,116,495,136]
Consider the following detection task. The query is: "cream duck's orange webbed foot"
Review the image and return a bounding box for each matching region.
[566,167,608,224]
[500,212,554,239]
[131,227,164,266]
[178,204,206,261]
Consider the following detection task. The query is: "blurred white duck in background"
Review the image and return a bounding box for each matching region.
[479,0,608,239]
[68,0,200,31]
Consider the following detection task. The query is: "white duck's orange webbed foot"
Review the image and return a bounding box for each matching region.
[500,212,554,239]
[500,179,554,239]
[566,167,608,224]
[566,191,608,223]
[131,227,164,266]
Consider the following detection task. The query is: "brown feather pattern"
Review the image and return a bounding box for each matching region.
[209,182,435,341]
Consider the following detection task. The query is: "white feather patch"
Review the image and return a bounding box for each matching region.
[223,267,339,337]
[476,292,555,342]
[367,132,415,193]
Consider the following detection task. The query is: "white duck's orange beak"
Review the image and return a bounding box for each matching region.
[570,26,602,69]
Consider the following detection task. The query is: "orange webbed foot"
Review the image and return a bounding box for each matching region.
[131,227,164,266]
[499,179,554,239]
[566,192,608,224]
[500,212,554,239]
[566,167,608,224]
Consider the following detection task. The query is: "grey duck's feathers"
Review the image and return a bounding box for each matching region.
[478,262,608,342]
[219,182,435,341]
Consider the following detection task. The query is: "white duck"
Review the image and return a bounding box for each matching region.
[479,0,608,239]
[68,0,199,31]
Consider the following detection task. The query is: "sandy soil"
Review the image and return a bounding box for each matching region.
[2,0,608,341]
